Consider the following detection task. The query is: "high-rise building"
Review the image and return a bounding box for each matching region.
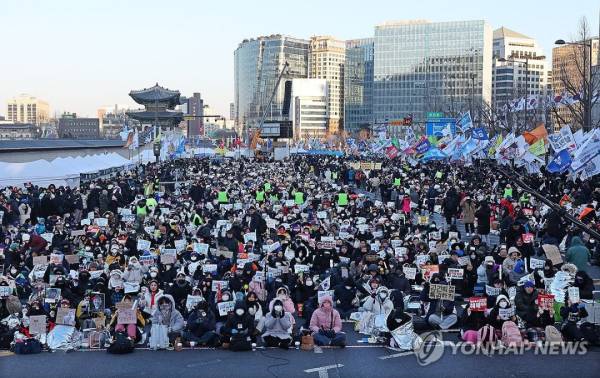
[308,36,345,134]
[6,94,50,125]
[186,93,204,137]
[492,27,550,125]
[234,35,309,137]
[552,38,599,130]
[373,20,493,129]
[289,78,328,140]
[344,38,374,134]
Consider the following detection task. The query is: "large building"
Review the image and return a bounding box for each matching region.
[373,20,493,129]
[186,93,204,137]
[308,36,345,134]
[552,38,600,131]
[6,94,50,125]
[234,35,309,137]
[289,78,328,139]
[492,27,551,126]
[58,114,100,139]
[0,123,38,140]
[344,38,374,135]
[126,83,184,131]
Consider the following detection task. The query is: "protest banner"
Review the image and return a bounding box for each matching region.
[56,307,76,326]
[429,284,455,301]
[29,315,47,334]
[485,285,501,296]
[537,293,555,310]
[499,307,515,320]
[32,255,48,266]
[186,295,204,311]
[403,266,417,280]
[542,244,563,265]
[137,239,151,251]
[568,287,580,303]
[50,253,64,265]
[193,243,209,254]
[217,301,235,316]
[447,268,464,280]
[160,249,177,264]
[529,257,546,269]
[468,297,487,312]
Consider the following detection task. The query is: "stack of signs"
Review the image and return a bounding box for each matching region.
[160,249,177,264]
[116,302,137,324]
[403,266,417,280]
[137,239,151,252]
[468,297,487,312]
[217,301,235,316]
[29,315,47,334]
[429,284,456,300]
[537,293,555,310]
[485,285,501,296]
[447,268,464,280]
[498,307,515,320]
[186,295,204,311]
[56,307,76,326]
[317,290,335,304]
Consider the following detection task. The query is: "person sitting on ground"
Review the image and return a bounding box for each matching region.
[309,296,345,347]
[262,299,293,349]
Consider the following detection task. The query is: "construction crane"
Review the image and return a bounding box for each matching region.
[249,61,290,151]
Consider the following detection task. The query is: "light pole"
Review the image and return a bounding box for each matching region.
[555,39,593,131]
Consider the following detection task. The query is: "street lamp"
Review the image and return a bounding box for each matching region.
[555,39,594,131]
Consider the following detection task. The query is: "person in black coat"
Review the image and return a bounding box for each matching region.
[333,277,356,319]
[475,201,492,239]
[184,301,219,346]
[167,272,193,313]
[221,301,256,350]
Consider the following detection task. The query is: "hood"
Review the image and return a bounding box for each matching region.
[275,286,289,297]
[570,236,584,247]
[375,286,390,297]
[234,300,247,311]
[320,295,333,307]
[496,294,509,305]
[156,293,176,308]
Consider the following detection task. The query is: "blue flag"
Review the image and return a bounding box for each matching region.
[456,111,473,132]
[472,127,488,140]
[421,147,447,162]
[415,138,431,154]
[547,149,572,173]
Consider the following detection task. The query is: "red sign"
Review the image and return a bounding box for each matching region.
[537,293,554,310]
[468,297,487,312]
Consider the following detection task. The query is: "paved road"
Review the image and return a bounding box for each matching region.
[2,344,599,378]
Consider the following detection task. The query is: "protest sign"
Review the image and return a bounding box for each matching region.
[317,290,335,304]
[422,265,439,281]
[448,232,459,240]
[174,239,187,252]
[485,285,501,296]
[418,216,429,225]
[217,301,235,316]
[193,243,209,254]
[522,233,534,243]
[87,211,95,219]
[160,249,177,264]
[394,247,408,257]
[64,254,80,265]
[211,280,229,292]
[44,288,61,303]
[56,307,76,326]
[122,214,135,223]
[542,244,563,265]
[429,284,455,301]
[447,268,464,280]
[81,219,91,226]
[90,293,105,312]
[537,293,555,310]
[118,308,136,325]
[95,218,108,227]
[139,255,154,267]
[415,255,430,266]
[50,253,64,265]
[568,287,580,303]
[29,315,47,334]
[0,286,12,297]
[186,295,204,311]
[215,249,233,259]
[253,271,264,282]
[41,232,54,243]
[70,229,86,237]
[33,255,48,266]
[437,254,450,264]
[499,307,515,320]
[124,282,140,294]
[263,242,281,253]
[529,257,546,270]
[202,264,217,273]
[391,240,402,249]
[317,239,336,250]
[294,264,310,274]
[243,232,257,243]
[457,256,471,266]
[468,297,487,312]
[403,266,417,280]
[137,239,151,251]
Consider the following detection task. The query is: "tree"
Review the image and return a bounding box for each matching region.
[552,16,600,131]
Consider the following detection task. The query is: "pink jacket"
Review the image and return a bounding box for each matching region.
[402,197,411,214]
[309,297,342,333]
[248,281,267,301]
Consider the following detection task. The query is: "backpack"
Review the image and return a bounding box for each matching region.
[478,325,497,345]
[544,325,563,344]
[107,331,135,354]
[501,321,523,347]
[13,338,42,354]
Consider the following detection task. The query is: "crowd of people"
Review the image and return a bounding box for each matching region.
[0,155,599,354]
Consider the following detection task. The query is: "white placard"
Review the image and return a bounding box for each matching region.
[175,239,187,252]
[211,280,229,292]
[137,239,151,251]
[217,301,235,316]
[403,266,417,280]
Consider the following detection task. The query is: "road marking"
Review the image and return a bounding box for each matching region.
[186,358,222,368]
[304,364,343,378]
[379,351,414,360]
[0,351,14,357]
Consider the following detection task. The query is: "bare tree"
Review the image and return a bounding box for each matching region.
[552,16,600,131]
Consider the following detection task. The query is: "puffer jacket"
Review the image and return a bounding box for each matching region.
[566,236,590,272]
[309,297,342,333]
[151,294,185,332]
[361,286,394,316]
[262,311,293,339]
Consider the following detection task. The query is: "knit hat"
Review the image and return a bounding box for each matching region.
[508,247,521,257]
[523,281,535,289]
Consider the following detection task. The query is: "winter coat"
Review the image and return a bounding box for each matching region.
[475,204,492,235]
[122,266,144,284]
[514,287,538,321]
[309,297,342,333]
[151,294,185,332]
[262,311,293,339]
[566,237,590,272]
[461,199,476,224]
[186,308,216,337]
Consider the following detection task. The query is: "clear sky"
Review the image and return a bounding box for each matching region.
[0,0,597,118]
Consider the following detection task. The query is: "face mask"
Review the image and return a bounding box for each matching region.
[248,307,256,315]
[222,294,230,301]
[379,293,387,300]
[10,269,17,275]
[274,305,283,312]
[345,286,352,290]
[305,280,313,286]
[160,304,170,311]
[150,272,157,278]
[499,301,508,309]
[235,309,244,316]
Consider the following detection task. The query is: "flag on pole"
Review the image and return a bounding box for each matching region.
[547,149,572,173]
[528,138,546,156]
[456,111,473,132]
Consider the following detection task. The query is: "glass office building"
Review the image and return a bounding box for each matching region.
[344,38,374,134]
[373,20,492,126]
[234,35,309,137]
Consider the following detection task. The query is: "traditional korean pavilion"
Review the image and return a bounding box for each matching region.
[127,83,184,129]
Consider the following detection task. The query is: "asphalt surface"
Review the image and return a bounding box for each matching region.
[2,344,599,378]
